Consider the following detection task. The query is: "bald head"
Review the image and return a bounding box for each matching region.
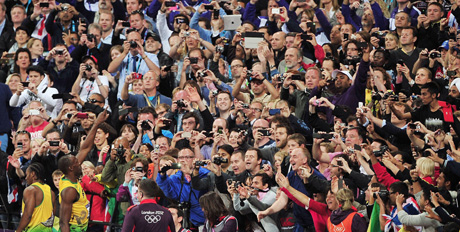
[271,32,286,50]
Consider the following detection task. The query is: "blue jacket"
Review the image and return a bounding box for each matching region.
[287,169,326,229]
[157,168,210,226]
[190,9,232,44]
[124,92,173,109]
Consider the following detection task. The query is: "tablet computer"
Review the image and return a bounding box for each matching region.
[223,15,242,31]
[242,32,264,49]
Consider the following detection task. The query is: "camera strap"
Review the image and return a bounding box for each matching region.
[142,91,160,107]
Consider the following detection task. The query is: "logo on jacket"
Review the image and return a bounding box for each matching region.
[145,215,161,223]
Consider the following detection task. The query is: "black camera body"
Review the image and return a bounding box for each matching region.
[141,120,152,130]
[195,161,206,166]
[213,157,228,165]
[343,57,360,66]
[246,70,253,77]
[430,52,441,59]
[373,189,389,202]
[87,34,95,42]
[373,145,389,157]
[176,99,186,108]
[55,49,64,55]
[198,71,207,78]
[85,64,92,71]
[130,41,138,48]
[116,145,126,162]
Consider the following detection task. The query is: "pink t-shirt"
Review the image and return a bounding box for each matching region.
[26,121,49,140]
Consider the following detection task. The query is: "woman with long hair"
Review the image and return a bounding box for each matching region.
[200,192,238,232]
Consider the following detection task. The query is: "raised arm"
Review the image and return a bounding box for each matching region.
[76,110,107,164]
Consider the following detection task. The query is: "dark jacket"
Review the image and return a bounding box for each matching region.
[71,42,112,72]
[31,151,67,192]
[38,59,79,94]
[0,19,15,55]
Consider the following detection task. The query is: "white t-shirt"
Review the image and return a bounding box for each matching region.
[78,75,109,106]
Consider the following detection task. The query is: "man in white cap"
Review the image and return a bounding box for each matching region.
[310,45,371,124]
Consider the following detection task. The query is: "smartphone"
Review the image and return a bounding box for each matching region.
[204,4,214,10]
[358,102,363,109]
[40,2,49,7]
[259,129,271,136]
[182,131,192,138]
[165,1,176,7]
[163,119,172,126]
[0,59,8,64]
[80,18,87,24]
[301,33,312,41]
[49,141,60,146]
[76,113,88,119]
[21,82,29,87]
[4,53,15,59]
[306,22,315,29]
[408,123,417,129]
[122,21,131,27]
[213,9,219,19]
[272,8,280,14]
[154,144,160,153]
[29,109,40,116]
[353,144,362,151]
[170,163,182,169]
[447,70,456,76]
[17,142,23,150]
[269,109,281,115]
[343,33,349,41]
[338,178,344,189]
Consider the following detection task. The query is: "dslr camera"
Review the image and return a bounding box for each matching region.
[141,120,152,130]
[87,34,95,42]
[176,99,186,108]
[373,145,389,157]
[129,41,138,48]
[213,157,228,165]
[85,64,92,71]
[195,161,206,166]
[116,145,126,162]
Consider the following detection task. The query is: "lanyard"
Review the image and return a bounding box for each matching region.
[143,91,161,107]
[24,0,32,13]
[125,55,142,75]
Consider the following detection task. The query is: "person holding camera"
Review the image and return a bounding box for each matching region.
[108,29,161,100]
[31,128,69,192]
[38,44,79,94]
[71,23,112,72]
[10,65,58,117]
[157,148,210,229]
[100,137,146,224]
[71,56,109,105]
[116,158,148,206]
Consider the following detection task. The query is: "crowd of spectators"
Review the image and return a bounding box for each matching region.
[1,0,460,231]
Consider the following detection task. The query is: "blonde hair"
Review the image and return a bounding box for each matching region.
[336,188,354,211]
[81,161,95,170]
[385,33,400,49]
[5,73,21,85]
[27,38,41,49]
[274,151,288,161]
[416,157,435,177]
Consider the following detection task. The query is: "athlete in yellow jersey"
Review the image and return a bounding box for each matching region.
[58,155,89,232]
[16,163,55,232]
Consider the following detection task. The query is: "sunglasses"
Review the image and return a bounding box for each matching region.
[89,99,103,104]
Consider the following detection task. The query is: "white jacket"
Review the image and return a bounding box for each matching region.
[9,77,58,117]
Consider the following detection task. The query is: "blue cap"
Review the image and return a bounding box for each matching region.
[439,40,449,50]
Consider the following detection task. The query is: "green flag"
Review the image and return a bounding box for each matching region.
[367,203,382,232]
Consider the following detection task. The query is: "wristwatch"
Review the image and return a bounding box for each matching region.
[408,80,415,86]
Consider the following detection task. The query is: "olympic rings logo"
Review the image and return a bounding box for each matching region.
[144,215,162,223]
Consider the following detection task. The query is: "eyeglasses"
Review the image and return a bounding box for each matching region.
[250,108,262,112]
[178,156,194,160]
[231,64,243,69]
[89,99,103,104]
[70,38,79,41]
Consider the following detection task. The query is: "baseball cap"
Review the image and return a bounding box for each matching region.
[331,70,352,80]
